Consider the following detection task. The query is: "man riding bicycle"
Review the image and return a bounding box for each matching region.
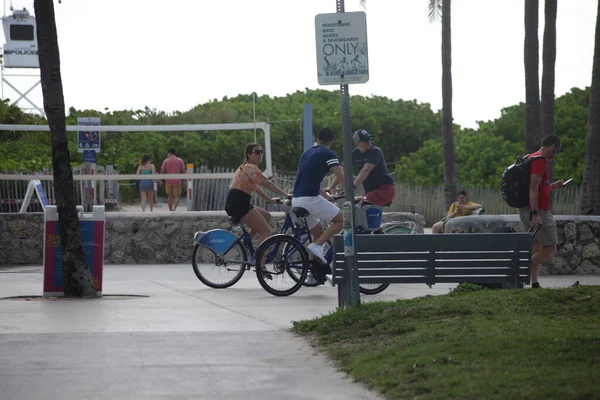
[292,128,345,265]
[327,129,396,207]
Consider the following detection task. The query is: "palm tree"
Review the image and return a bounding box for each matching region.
[34,0,97,297]
[541,0,557,140]
[578,0,600,216]
[430,0,457,208]
[524,0,541,153]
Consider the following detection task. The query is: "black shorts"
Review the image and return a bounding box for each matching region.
[225,189,253,221]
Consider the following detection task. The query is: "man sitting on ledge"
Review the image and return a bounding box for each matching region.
[432,190,482,234]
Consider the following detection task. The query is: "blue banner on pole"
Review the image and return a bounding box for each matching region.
[83,150,97,163]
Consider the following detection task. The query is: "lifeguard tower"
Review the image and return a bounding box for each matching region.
[0,6,43,116]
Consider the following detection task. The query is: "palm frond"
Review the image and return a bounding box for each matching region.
[428,0,443,22]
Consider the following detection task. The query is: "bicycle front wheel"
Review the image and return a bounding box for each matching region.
[255,234,309,296]
[192,243,247,289]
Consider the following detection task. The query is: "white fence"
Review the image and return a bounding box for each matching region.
[0,168,581,225]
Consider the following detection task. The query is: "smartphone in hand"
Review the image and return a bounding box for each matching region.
[562,178,573,187]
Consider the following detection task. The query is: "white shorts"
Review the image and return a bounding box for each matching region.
[292,196,341,229]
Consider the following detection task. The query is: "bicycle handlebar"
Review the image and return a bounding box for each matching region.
[326,192,376,206]
[273,196,292,205]
[273,193,376,207]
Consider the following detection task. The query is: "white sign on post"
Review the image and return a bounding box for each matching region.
[315,11,369,85]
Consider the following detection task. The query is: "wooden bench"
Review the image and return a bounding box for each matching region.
[332,233,532,299]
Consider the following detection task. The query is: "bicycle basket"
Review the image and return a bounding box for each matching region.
[355,205,383,231]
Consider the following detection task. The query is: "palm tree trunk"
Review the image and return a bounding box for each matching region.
[34,0,97,297]
[578,0,600,216]
[541,0,557,177]
[524,0,541,154]
[541,0,557,139]
[441,0,457,208]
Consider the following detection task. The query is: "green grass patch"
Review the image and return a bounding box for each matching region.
[292,286,600,400]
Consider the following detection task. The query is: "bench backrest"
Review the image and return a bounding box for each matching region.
[333,233,532,288]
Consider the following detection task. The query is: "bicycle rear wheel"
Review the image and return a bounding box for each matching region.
[382,222,415,235]
[255,234,309,296]
[382,225,414,235]
[192,243,247,288]
[357,229,391,295]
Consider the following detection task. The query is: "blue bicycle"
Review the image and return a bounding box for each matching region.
[191,198,311,289]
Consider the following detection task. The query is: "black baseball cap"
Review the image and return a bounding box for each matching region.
[353,129,373,142]
[317,128,335,141]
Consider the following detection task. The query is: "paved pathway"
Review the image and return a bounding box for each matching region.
[1,264,597,399]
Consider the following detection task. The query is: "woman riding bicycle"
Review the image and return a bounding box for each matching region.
[225,143,290,245]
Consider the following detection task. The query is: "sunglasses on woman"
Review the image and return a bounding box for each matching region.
[253,149,264,155]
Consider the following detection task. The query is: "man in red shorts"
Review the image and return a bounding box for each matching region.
[350,129,396,206]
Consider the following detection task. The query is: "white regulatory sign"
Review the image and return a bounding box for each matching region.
[315,11,369,85]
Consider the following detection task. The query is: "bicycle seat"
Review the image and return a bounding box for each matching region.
[292,207,310,218]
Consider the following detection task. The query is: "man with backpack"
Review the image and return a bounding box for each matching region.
[515,134,564,288]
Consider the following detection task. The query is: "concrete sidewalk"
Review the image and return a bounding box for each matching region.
[1,264,598,400]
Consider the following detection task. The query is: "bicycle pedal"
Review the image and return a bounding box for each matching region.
[261,269,273,280]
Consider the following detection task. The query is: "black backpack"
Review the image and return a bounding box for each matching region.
[501,154,544,208]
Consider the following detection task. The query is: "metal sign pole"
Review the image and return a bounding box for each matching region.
[336,0,361,307]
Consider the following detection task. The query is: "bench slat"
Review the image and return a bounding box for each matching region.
[435,276,525,284]
[435,268,515,275]
[434,251,519,260]
[354,268,430,276]
[333,276,430,284]
[349,234,435,252]
[334,262,430,272]
[356,260,430,267]
[435,260,515,268]
[353,252,432,261]
[358,276,429,284]
[336,267,520,277]
[434,233,531,251]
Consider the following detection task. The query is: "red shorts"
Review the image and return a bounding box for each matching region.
[364,184,396,206]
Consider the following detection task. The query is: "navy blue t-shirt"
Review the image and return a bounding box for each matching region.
[293,145,340,197]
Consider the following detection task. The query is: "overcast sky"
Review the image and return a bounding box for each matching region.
[2,0,597,128]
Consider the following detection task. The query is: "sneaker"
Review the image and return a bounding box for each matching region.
[307,243,327,264]
[304,275,320,286]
